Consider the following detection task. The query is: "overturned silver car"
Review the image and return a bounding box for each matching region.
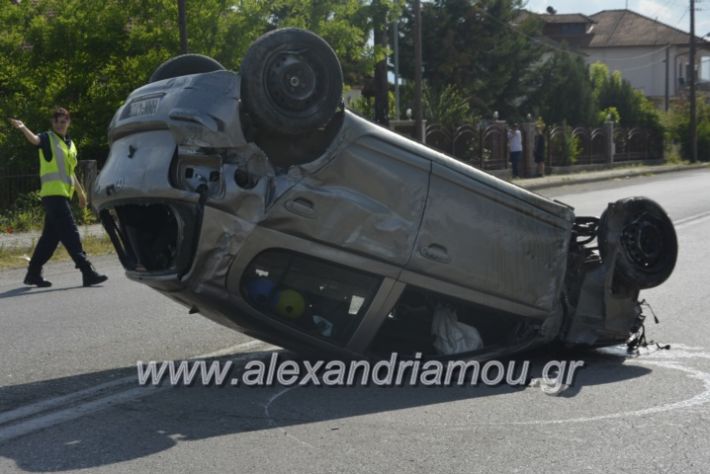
[93,28,678,359]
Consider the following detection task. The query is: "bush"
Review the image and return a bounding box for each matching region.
[548,122,581,165]
[667,100,710,162]
[423,84,476,129]
[0,191,97,233]
[346,90,397,122]
[597,106,621,125]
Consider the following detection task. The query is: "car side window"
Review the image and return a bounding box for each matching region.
[241,249,382,345]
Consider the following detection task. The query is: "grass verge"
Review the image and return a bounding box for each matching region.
[0,234,116,270]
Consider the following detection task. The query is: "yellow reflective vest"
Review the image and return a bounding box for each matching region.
[39,131,77,198]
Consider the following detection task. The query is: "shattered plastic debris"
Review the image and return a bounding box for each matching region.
[528,378,570,396]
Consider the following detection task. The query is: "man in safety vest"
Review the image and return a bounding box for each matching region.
[9,108,108,288]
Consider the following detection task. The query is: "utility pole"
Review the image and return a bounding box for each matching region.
[414,0,423,142]
[178,0,188,54]
[393,20,400,121]
[373,0,389,126]
[690,0,697,162]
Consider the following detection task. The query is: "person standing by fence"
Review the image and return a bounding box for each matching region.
[9,108,107,288]
[508,123,523,178]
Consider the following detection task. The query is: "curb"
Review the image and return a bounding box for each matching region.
[514,163,710,191]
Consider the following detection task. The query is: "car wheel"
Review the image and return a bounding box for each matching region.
[149,54,225,83]
[599,197,677,289]
[240,28,343,135]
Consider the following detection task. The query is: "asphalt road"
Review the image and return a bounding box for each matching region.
[1,169,709,473]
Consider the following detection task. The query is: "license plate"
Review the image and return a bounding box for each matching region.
[127,97,161,118]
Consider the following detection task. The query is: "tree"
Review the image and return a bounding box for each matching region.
[591,62,661,132]
[423,84,474,128]
[397,0,544,120]
[0,0,385,177]
[525,50,597,126]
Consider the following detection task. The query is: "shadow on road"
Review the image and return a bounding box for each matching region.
[0,286,85,299]
[0,347,650,471]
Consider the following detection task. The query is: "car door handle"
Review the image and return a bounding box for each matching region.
[285,197,316,218]
[420,244,450,263]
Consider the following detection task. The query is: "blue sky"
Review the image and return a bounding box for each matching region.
[525,0,710,36]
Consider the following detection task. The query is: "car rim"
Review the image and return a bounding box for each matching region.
[621,213,665,270]
[265,51,320,113]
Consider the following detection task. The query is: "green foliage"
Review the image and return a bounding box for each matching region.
[0,190,96,233]
[667,100,710,162]
[0,0,673,185]
[526,50,596,125]
[397,0,543,120]
[423,84,475,128]
[1,0,397,178]
[0,191,44,233]
[347,90,397,121]
[568,132,582,165]
[589,62,608,96]
[548,123,581,165]
[590,62,662,132]
[598,106,621,125]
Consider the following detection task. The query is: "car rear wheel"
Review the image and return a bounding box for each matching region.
[149,54,225,83]
[240,28,343,135]
[599,197,677,289]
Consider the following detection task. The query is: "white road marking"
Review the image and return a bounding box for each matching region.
[194,340,271,359]
[0,340,272,428]
[0,386,163,444]
[673,210,710,229]
[507,360,710,425]
[263,386,315,450]
[257,344,710,430]
[493,345,710,426]
[0,377,138,427]
[0,339,276,444]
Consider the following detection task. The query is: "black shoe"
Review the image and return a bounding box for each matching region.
[24,273,52,288]
[80,264,108,287]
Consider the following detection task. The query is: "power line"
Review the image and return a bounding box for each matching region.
[597,45,671,61]
[614,57,668,72]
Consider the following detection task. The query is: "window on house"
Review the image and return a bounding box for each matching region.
[559,23,585,36]
[701,57,710,82]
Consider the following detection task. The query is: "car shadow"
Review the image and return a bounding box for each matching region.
[0,346,651,471]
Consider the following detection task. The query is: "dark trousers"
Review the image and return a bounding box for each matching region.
[28,196,89,274]
[510,151,522,178]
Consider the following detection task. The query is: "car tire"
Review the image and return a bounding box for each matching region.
[599,197,677,289]
[240,28,343,135]
[149,54,225,83]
